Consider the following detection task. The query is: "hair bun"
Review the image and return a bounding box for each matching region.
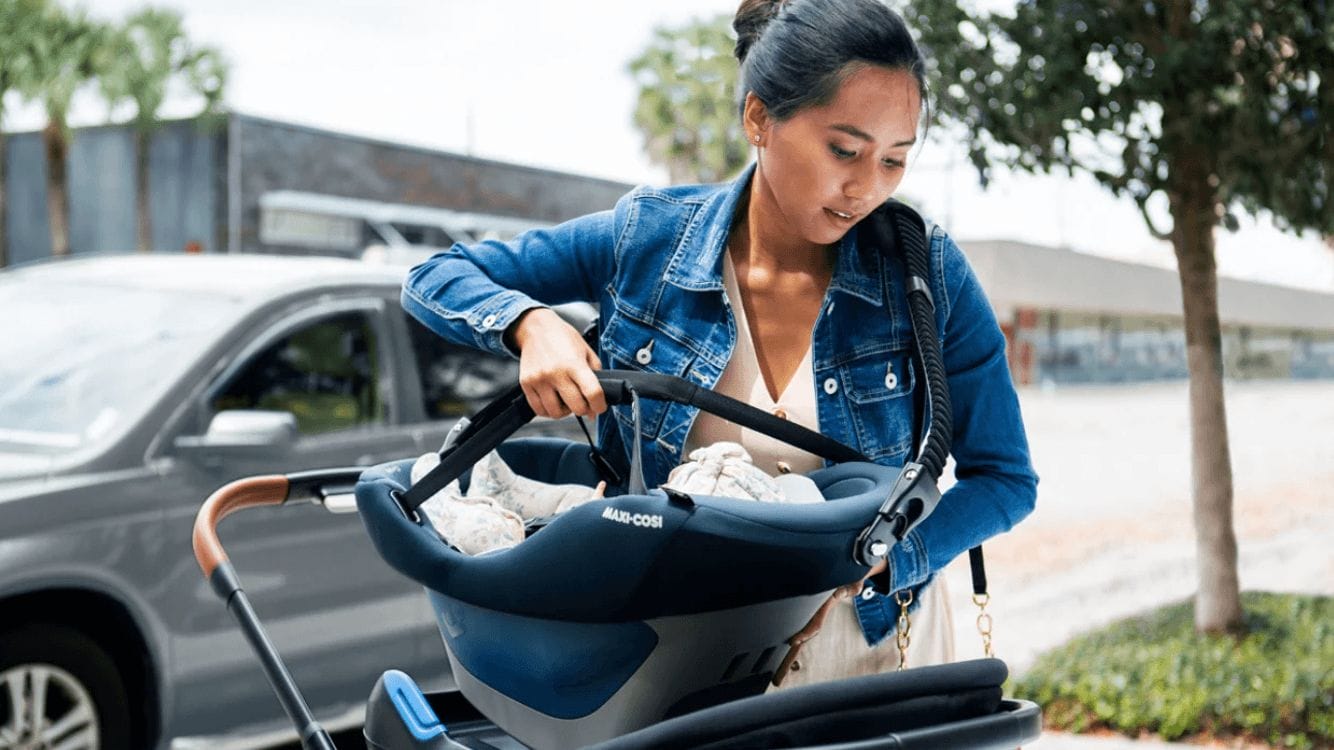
[732,0,790,63]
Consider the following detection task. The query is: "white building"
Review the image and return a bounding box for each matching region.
[964,241,1334,384]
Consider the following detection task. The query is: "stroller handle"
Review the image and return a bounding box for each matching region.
[192,475,289,577]
[192,467,363,750]
[192,467,366,578]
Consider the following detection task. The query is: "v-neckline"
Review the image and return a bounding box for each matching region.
[723,252,814,405]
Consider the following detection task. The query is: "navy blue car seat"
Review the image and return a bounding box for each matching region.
[355,372,942,749]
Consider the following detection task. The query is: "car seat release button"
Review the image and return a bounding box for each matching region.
[382,670,446,741]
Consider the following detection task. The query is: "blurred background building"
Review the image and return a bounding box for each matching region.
[1,113,632,264]
[5,114,1333,383]
[968,242,1334,384]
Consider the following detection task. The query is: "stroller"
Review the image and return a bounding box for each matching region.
[192,204,1042,749]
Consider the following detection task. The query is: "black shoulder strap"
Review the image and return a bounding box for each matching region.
[902,219,988,601]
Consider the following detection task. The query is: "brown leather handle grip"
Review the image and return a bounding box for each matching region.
[193,475,290,577]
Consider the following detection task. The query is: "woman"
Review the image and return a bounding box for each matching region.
[402,0,1037,687]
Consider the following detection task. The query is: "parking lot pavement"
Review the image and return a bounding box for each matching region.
[937,379,1334,672]
[940,380,1334,747]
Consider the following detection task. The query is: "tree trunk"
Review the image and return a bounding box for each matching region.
[43,119,71,258]
[0,130,8,269]
[136,128,152,252]
[1168,149,1243,634]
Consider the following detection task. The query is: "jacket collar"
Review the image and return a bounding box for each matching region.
[663,162,885,307]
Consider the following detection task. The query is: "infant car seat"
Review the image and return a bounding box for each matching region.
[355,371,942,749]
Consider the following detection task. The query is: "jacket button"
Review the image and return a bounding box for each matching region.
[823,377,838,395]
[861,586,876,601]
[885,363,899,390]
[635,346,653,365]
[482,314,498,327]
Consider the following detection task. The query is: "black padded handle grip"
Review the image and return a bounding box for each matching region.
[595,371,865,463]
[400,370,867,512]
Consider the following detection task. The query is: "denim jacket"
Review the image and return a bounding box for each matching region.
[402,162,1038,646]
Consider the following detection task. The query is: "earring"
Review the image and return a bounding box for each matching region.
[752,134,761,144]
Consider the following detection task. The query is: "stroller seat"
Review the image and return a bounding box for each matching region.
[356,438,903,749]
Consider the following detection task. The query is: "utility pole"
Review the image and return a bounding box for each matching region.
[465,102,475,157]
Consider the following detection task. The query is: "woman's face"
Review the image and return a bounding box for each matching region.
[748,65,922,247]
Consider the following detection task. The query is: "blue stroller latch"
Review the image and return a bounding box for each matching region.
[365,670,466,750]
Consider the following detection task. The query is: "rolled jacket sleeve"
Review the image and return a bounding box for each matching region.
[401,189,636,358]
[886,230,1039,593]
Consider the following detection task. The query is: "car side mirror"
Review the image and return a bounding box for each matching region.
[174,410,298,459]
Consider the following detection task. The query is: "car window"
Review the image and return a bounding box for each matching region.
[0,278,240,453]
[213,312,384,435]
[404,314,517,419]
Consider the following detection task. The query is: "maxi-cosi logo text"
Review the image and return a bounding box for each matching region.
[601,506,664,529]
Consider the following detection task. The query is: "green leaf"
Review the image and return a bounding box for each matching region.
[900,0,1333,236]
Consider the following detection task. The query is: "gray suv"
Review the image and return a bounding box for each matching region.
[0,254,585,749]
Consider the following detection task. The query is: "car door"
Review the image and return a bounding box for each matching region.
[396,311,524,454]
[391,310,532,687]
[160,292,433,740]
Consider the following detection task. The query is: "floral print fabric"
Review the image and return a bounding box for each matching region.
[663,442,823,504]
[410,441,821,556]
[410,450,604,556]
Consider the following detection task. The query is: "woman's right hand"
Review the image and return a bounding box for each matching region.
[507,307,607,419]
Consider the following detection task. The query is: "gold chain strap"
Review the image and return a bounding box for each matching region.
[894,589,913,671]
[973,592,995,657]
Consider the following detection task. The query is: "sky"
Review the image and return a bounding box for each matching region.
[7,0,1332,292]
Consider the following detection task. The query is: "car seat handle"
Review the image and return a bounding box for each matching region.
[397,371,867,514]
[596,370,867,462]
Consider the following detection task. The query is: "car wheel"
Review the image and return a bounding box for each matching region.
[0,625,131,750]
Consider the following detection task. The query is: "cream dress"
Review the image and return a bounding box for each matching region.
[684,252,956,689]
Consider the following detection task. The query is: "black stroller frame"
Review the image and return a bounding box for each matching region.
[191,202,1042,749]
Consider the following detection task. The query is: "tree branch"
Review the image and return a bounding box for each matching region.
[1135,192,1173,240]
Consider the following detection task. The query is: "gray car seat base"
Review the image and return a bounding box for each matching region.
[438,592,832,750]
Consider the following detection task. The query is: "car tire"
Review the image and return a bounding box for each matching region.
[0,624,133,750]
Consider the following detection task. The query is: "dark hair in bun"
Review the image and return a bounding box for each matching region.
[732,0,928,124]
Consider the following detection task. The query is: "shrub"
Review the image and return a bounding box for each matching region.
[1014,592,1332,749]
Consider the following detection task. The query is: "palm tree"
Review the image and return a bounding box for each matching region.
[628,15,748,185]
[97,7,226,252]
[0,0,49,267]
[22,2,104,258]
